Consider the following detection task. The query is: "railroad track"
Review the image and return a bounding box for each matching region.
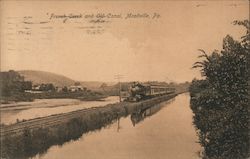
[0,103,124,137]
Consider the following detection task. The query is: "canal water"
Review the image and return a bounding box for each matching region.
[33,93,200,159]
[1,96,119,125]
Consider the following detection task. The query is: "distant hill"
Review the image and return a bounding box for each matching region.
[18,70,75,87]
[18,70,116,90]
[80,81,115,90]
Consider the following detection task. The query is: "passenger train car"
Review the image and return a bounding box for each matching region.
[127,82,175,102]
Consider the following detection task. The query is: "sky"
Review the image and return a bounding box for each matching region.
[0,0,249,83]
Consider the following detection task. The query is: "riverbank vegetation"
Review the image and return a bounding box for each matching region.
[0,70,106,103]
[190,20,249,159]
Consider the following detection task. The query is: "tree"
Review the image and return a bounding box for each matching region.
[39,83,55,91]
[0,70,33,96]
[190,20,249,159]
[62,86,68,92]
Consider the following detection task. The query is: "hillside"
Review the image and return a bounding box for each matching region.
[80,81,115,90]
[18,70,75,87]
[18,70,116,89]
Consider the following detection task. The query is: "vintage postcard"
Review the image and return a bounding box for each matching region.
[0,0,249,159]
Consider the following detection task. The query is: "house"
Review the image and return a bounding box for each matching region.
[68,85,84,92]
[32,85,41,91]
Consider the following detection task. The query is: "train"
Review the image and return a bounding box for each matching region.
[126,82,175,102]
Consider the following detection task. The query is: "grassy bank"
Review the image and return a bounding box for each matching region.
[0,91,106,104]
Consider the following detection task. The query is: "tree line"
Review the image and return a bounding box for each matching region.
[0,70,57,97]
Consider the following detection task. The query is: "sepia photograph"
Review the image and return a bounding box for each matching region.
[0,0,249,159]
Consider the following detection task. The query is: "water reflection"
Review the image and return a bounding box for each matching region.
[130,99,175,126]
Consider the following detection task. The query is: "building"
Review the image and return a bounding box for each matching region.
[68,85,84,92]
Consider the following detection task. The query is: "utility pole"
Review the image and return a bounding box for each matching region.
[114,74,124,102]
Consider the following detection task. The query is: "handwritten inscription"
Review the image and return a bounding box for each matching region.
[4,12,161,54]
[5,12,161,47]
[46,12,161,35]
[48,13,160,23]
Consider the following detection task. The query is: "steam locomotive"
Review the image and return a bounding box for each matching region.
[126,82,175,102]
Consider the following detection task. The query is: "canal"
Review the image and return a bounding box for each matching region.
[33,93,200,159]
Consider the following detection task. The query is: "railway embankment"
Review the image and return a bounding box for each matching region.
[1,93,177,137]
[1,93,177,159]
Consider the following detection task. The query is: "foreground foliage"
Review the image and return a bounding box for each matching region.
[190,20,249,159]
